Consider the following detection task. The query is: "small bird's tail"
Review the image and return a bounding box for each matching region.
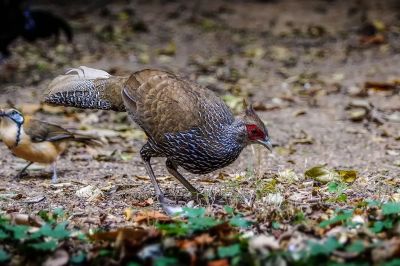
[71,133,103,147]
[42,66,128,112]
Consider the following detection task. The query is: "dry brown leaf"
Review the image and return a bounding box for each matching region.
[133,210,171,223]
[7,213,44,227]
[371,237,400,262]
[360,34,385,45]
[194,233,214,245]
[365,81,399,91]
[90,227,159,250]
[208,259,229,266]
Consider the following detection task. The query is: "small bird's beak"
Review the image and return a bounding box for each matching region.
[0,110,5,117]
[257,139,273,152]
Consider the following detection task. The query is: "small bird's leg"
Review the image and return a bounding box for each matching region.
[51,161,58,183]
[166,159,200,195]
[15,161,33,179]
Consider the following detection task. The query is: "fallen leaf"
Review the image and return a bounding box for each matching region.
[22,195,46,204]
[249,234,280,255]
[208,259,229,266]
[75,185,104,201]
[365,81,399,91]
[194,233,214,245]
[336,170,358,183]
[305,166,339,183]
[277,169,300,183]
[133,210,171,224]
[360,33,385,45]
[43,249,69,266]
[7,213,44,227]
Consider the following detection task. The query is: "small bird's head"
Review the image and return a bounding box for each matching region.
[0,109,25,126]
[242,101,272,151]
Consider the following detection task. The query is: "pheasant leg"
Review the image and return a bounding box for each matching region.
[141,157,186,216]
[166,159,200,195]
[15,161,33,179]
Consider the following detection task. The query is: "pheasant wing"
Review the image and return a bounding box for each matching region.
[122,69,234,142]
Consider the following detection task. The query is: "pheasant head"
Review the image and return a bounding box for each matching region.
[240,101,272,151]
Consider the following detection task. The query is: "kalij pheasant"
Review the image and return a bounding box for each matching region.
[43,66,272,214]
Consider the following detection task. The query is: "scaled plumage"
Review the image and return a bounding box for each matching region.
[43,66,272,214]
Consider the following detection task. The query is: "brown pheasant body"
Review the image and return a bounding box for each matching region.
[43,66,272,214]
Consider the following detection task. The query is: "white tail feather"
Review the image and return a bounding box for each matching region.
[65,66,111,79]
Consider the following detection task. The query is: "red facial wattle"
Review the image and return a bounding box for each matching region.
[246,124,265,141]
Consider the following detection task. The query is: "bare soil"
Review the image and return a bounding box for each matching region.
[0,0,399,230]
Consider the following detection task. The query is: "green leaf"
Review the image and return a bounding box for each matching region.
[31,222,70,240]
[336,194,347,203]
[51,222,70,239]
[4,224,29,239]
[0,229,8,240]
[70,252,86,264]
[189,216,220,231]
[319,209,353,228]
[371,221,384,233]
[154,257,178,266]
[382,202,400,215]
[224,206,234,215]
[366,199,380,207]
[371,219,392,233]
[30,223,52,239]
[383,259,400,266]
[230,216,251,228]
[218,244,241,258]
[0,249,9,263]
[156,222,189,236]
[346,240,365,253]
[38,210,51,222]
[327,262,369,266]
[272,221,281,229]
[309,237,340,256]
[53,207,65,218]
[127,262,141,266]
[29,240,58,251]
[98,249,112,257]
[328,182,339,193]
[182,207,206,218]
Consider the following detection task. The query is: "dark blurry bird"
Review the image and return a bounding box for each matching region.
[0,108,98,183]
[0,0,72,59]
[43,66,272,214]
[20,10,73,43]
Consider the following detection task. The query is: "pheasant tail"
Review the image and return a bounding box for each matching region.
[43,66,128,111]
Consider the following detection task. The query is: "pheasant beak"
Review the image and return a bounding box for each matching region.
[257,139,273,152]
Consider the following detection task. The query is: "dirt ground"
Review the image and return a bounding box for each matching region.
[0,0,399,231]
